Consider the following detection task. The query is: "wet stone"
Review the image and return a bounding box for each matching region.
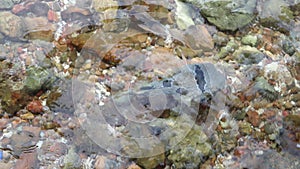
[23,17,55,42]
[239,121,253,136]
[233,46,265,65]
[281,114,300,156]
[63,147,81,169]
[1,129,40,158]
[29,2,49,17]
[167,122,212,169]
[247,110,261,127]
[254,77,278,101]
[24,66,56,95]
[0,0,21,10]
[199,0,256,31]
[0,11,25,38]
[282,39,296,56]
[241,35,258,47]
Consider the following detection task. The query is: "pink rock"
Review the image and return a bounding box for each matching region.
[48,10,58,22]
[12,4,26,14]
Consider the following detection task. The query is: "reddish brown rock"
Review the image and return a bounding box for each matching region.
[247,110,261,127]
[48,10,58,22]
[27,100,43,114]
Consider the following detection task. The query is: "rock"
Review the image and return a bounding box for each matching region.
[136,153,165,169]
[254,77,278,101]
[94,155,119,169]
[47,10,59,22]
[0,118,9,131]
[233,46,265,64]
[281,114,300,156]
[63,147,81,169]
[0,11,25,38]
[0,0,21,10]
[174,0,196,30]
[215,39,239,59]
[29,1,49,17]
[282,39,296,56]
[24,66,56,95]
[20,112,35,120]
[241,35,258,47]
[247,110,261,127]
[26,100,43,114]
[258,0,297,33]
[76,0,93,8]
[167,118,212,169]
[263,62,294,92]
[14,152,39,169]
[48,79,75,114]
[239,121,253,135]
[127,163,142,169]
[184,25,214,51]
[1,129,40,158]
[23,17,56,41]
[0,33,4,44]
[49,142,68,156]
[199,0,256,31]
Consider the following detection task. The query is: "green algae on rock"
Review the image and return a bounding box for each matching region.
[167,121,212,168]
[254,77,279,101]
[200,1,256,31]
[241,35,258,47]
[24,66,56,95]
[233,46,265,64]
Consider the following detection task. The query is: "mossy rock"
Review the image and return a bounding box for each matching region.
[24,66,56,95]
[200,1,256,31]
[233,46,265,64]
[167,124,212,169]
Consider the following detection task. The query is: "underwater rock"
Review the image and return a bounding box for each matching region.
[280,114,300,156]
[257,0,299,33]
[167,120,212,169]
[199,0,256,31]
[136,153,165,169]
[233,46,266,64]
[241,35,258,47]
[24,66,56,95]
[254,77,278,101]
[0,11,25,38]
